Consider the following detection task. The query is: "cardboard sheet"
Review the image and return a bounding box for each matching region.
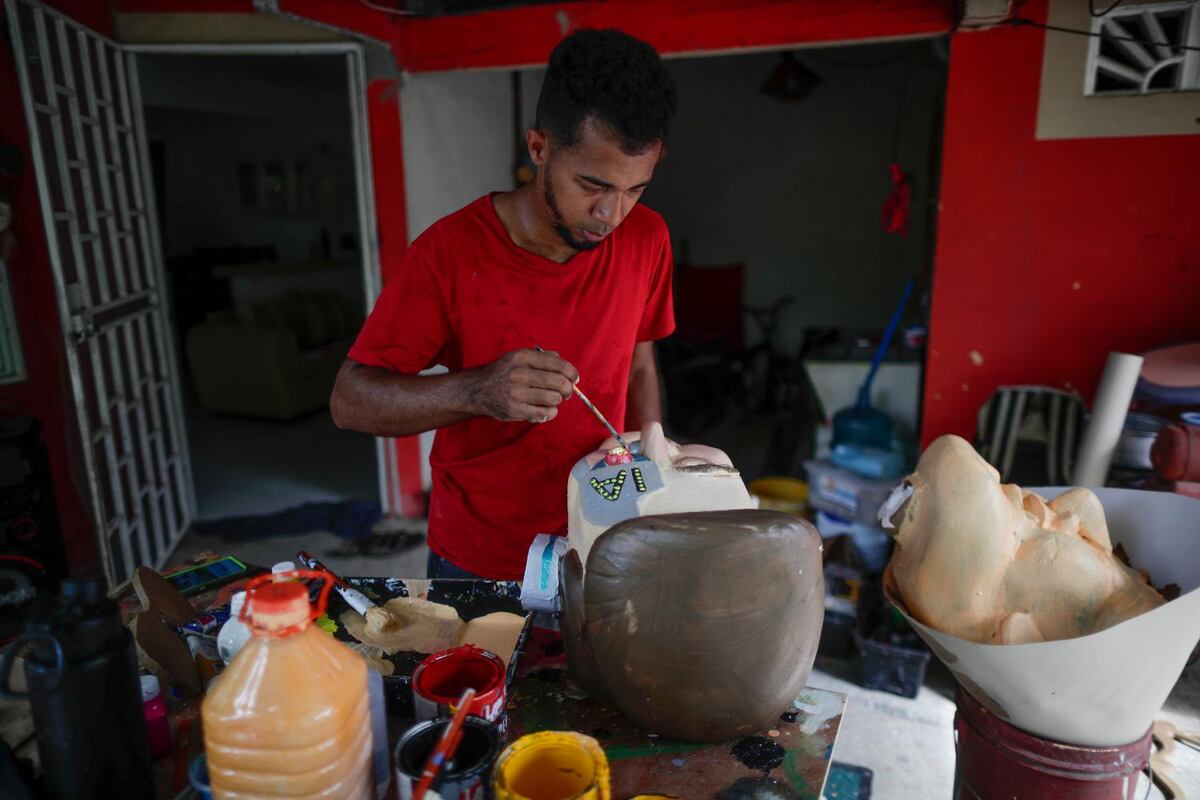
[887,487,1200,747]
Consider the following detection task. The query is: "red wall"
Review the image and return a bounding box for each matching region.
[1,1,114,571]
[117,0,954,73]
[387,0,953,72]
[923,0,1200,447]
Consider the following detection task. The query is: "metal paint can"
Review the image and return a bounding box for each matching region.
[492,731,611,800]
[394,716,498,800]
[413,645,508,733]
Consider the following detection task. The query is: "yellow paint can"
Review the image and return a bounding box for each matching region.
[748,477,808,515]
[492,731,611,800]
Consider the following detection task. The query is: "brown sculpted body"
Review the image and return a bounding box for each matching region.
[561,510,825,742]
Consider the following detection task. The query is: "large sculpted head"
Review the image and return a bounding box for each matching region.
[886,435,1165,645]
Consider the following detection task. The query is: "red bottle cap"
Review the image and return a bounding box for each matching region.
[239,570,333,637]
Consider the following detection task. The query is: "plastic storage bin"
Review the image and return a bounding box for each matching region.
[805,460,900,524]
[818,611,857,659]
[815,509,856,539]
[850,523,893,574]
[856,632,931,699]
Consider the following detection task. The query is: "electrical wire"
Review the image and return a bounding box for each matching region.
[355,0,416,16]
[1090,0,1124,16]
[1006,13,1200,54]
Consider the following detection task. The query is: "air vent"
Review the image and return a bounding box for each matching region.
[1086,2,1200,95]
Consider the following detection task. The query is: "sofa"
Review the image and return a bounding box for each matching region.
[185,291,360,420]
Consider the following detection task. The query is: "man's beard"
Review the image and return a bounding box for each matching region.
[544,165,603,252]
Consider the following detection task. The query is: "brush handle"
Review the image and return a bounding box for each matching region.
[412,688,476,800]
[572,385,631,451]
[534,346,630,450]
[296,551,375,616]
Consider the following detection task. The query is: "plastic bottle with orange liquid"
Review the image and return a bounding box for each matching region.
[202,570,374,799]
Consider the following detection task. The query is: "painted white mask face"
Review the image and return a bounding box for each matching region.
[566,421,754,570]
[887,435,1165,644]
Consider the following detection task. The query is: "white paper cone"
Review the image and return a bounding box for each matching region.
[1073,352,1144,487]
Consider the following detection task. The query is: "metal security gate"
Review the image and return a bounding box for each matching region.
[7,0,195,584]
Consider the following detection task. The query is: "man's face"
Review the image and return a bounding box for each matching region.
[530,118,662,252]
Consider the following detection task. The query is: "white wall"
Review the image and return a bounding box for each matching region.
[400,70,518,240]
[141,55,359,266]
[148,110,358,264]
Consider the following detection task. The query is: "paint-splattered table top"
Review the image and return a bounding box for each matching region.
[507,670,846,800]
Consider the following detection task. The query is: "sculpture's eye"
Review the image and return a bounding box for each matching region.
[674,461,739,475]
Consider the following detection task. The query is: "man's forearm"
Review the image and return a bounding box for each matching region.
[330,360,482,437]
[625,354,663,432]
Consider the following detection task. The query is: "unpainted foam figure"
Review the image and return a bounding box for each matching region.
[886,435,1165,645]
[561,422,825,742]
[567,421,755,568]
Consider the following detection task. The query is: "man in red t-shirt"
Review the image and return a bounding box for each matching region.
[331,29,678,579]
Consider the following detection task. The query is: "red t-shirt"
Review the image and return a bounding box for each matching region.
[348,194,675,578]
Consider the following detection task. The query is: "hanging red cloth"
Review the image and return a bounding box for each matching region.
[881,163,911,237]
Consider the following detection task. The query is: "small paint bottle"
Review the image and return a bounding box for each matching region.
[140,674,172,760]
[216,592,252,665]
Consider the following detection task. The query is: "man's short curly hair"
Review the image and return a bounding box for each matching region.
[536,29,677,154]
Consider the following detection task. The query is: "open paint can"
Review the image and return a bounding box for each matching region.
[492,731,611,800]
[413,644,508,733]
[394,716,498,800]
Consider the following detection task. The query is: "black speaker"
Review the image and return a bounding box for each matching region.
[0,418,68,644]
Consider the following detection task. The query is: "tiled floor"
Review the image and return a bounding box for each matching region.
[185,405,380,521]
[171,404,422,577]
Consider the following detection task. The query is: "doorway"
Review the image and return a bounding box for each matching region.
[8,0,389,584]
[129,47,386,542]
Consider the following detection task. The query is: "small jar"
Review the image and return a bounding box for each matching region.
[140,674,172,759]
[216,592,252,665]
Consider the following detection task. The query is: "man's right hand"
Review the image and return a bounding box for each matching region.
[469,348,580,424]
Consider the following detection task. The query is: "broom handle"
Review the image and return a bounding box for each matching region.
[858,279,914,409]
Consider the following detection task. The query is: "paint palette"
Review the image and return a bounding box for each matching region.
[321,577,531,718]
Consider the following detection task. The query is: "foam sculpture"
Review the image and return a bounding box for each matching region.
[561,423,824,741]
[566,421,755,570]
[885,435,1165,645]
[880,434,1200,747]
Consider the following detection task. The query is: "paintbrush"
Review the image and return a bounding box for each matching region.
[297,551,398,633]
[534,346,632,452]
[412,687,477,800]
